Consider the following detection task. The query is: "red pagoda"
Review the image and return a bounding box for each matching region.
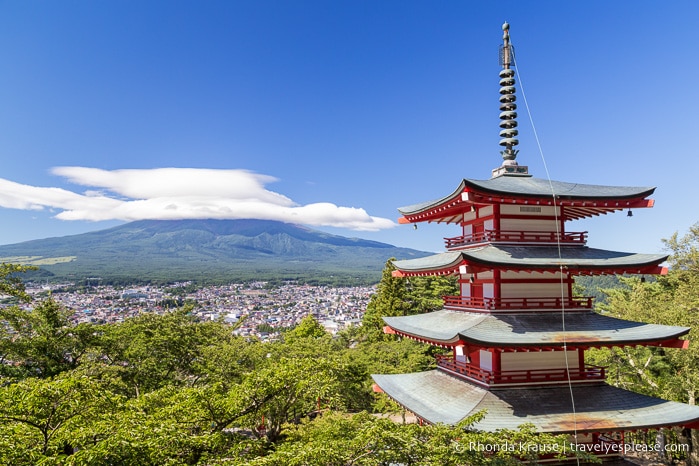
[372,22,699,450]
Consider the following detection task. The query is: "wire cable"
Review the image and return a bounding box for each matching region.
[511,47,581,461]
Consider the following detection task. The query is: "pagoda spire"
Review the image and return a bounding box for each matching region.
[492,21,529,178]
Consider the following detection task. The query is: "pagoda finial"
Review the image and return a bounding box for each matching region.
[492,21,529,178]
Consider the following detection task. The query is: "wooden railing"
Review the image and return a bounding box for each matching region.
[444,230,587,249]
[442,295,593,311]
[436,355,606,386]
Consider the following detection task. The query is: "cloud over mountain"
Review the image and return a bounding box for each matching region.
[0,167,395,231]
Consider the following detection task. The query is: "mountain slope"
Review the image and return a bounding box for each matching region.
[0,219,428,284]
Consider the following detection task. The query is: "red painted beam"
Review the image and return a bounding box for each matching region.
[654,339,690,349]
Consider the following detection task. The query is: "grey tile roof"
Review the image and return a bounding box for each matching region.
[383,310,689,347]
[392,245,667,272]
[393,251,464,272]
[372,371,699,432]
[372,371,488,425]
[398,177,655,215]
[466,177,655,200]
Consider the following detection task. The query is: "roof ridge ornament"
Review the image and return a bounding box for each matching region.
[492,21,530,178]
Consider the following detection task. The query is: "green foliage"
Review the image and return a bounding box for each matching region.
[591,223,699,406]
[81,307,230,397]
[0,373,121,464]
[361,259,457,340]
[351,338,433,374]
[255,323,275,334]
[284,315,327,342]
[362,259,410,333]
[0,297,96,378]
[573,274,623,307]
[0,262,36,302]
[246,412,583,466]
[663,222,699,272]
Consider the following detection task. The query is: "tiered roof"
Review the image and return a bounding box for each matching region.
[373,371,699,431]
[383,310,689,348]
[398,177,656,224]
[392,246,667,277]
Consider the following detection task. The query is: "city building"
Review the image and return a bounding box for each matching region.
[372,22,699,457]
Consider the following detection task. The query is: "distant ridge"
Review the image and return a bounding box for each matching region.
[0,219,429,284]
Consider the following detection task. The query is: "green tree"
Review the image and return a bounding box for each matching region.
[285,315,327,342]
[587,224,699,463]
[361,259,411,338]
[0,262,35,303]
[272,334,374,414]
[663,222,699,272]
[406,275,459,313]
[361,259,457,341]
[0,297,96,378]
[233,356,347,443]
[246,411,582,466]
[196,334,269,390]
[0,373,120,465]
[64,384,259,465]
[593,227,699,403]
[83,307,229,397]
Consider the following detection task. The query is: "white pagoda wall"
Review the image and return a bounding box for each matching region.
[461,206,494,235]
[500,218,559,232]
[478,205,494,218]
[500,283,570,299]
[483,283,494,298]
[499,205,559,217]
[499,205,560,232]
[479,350,492,371]
[499,271,569,299]
[501,350,579,371]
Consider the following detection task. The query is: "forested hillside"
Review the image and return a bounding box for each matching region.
[0,219,430,285]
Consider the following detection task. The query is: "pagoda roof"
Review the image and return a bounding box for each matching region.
[372,371,699,432]
[382,310,689,348]
[398,177,655,222]
[392,246,668,276]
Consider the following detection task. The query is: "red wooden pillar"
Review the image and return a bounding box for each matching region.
[491,348,501,375]
[469,347,481,367]
[493,203,501,233]
[559,205,566,238]
[566,272,574,305]
[493,269,501,305]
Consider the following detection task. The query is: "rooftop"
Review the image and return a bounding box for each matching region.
[383,310,689,348]
[372,371,699,432]
[398,177,656,222]
[392,245,667,276]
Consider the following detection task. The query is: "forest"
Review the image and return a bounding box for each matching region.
[0,223,698,465]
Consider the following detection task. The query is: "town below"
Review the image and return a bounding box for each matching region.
[18,281,374,340]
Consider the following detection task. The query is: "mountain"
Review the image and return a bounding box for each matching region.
[0,219,429,284]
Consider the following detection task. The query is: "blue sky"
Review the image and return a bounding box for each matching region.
[0,1,697,255]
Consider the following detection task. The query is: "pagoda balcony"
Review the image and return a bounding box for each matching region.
[444,230,588,249]
[443,295,593,312]
[436,355,606,387]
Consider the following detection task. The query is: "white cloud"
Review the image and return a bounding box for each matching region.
[0,167,396,231]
